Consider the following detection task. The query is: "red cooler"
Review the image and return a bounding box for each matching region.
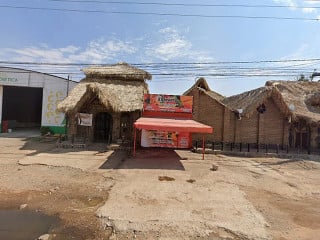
[2,120,8,133]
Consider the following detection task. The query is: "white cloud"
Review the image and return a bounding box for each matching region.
[151,39,191,61]
[273,0,297,8]
[302,7,317,13]
[273,0,319,16]
[0,28,214,81]
[0,38,136,64]
[0,38,138,80]
[304,0,320,5]
[146,27,213,62]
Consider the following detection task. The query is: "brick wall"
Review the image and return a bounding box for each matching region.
[188,88,290,146]
[236,98,288,145]
[187,88,235,142]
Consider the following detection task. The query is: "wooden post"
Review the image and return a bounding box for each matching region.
[257,112,260,149]
[202,135,205,160]
[266,144,268,153]
[133,127,137,157]
[308,126,311,155]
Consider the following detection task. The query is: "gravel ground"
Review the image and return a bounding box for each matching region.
[0,135,319,239]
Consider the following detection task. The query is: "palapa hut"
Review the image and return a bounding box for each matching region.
[183,78,234,143]
[57,62,152,143]
[185,78,320,152]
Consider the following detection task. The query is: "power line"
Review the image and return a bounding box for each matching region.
[1,58,320,66]
[0,68,310,78]
[0,66,318,79]
[0,5,319,21]
[48,0,320,10]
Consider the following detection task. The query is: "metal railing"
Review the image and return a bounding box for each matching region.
[193,140,320,155]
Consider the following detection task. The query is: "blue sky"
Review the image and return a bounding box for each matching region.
[0,0,320,96]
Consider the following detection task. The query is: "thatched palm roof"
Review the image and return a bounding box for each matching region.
[57,81,148,113]
[223,80,320,125]
[58,63,151,113]
[222,86,277,115]
[184,77,225,102]
[267,80,320,124]
[82,62,152,81]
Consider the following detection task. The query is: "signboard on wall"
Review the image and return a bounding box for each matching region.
[78,113,93,126]
[0,71,29,86]
[141,129,191,148]
[143,94,193,113]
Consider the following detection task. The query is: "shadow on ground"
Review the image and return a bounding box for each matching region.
[99,148,185,170]
[19,136,112,156]
[0,128,40,139]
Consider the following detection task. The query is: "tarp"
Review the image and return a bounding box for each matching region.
[134,117,213,133]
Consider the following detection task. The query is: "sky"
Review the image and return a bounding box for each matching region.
[0,0,320,96]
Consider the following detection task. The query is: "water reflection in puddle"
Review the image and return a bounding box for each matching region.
[0,209,59,240]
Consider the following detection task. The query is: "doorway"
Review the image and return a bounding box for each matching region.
[2,86,43,128]
[295,132,308,150]
[94,112,113,143]
[120,113,132,141]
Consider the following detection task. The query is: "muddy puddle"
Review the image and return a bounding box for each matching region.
[0,209,59,240]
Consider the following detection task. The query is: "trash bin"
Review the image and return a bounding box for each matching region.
[2,120,8,133]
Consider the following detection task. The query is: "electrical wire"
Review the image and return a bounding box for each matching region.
[1,58,320,66]
[0,5,319,21]
[46,0,320,10]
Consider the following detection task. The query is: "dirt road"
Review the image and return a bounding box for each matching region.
[0,135,319,239]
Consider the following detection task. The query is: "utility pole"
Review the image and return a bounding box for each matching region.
[65,75,70,137]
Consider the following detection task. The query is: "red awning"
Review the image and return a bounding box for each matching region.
[134,117,213,133]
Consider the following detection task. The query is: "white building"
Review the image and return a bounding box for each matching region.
[0,67,77,133]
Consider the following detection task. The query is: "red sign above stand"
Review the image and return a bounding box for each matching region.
[143,94,193,113]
